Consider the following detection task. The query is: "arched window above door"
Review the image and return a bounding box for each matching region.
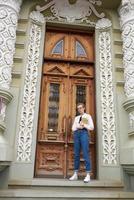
[44,31,94,62]
[76,41,87,58]
[51,39,64,55]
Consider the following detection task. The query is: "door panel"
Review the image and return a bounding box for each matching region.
[36,143,65,177]
[35,30,96,178]
[66,76,95,178]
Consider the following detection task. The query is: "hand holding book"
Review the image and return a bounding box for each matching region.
[81,117,88,125]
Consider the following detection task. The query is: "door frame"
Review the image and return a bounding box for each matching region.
[14,12,120,182]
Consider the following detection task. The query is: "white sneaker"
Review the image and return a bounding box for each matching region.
[69,173,78,181]
[84,174,90,183]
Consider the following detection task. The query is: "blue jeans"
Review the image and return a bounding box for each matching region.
[73,129,91,172]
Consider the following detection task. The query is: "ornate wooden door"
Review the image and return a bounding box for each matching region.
[35,30,96,178]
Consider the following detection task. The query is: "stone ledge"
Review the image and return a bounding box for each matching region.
[115,52,123,58]
[15,42,25,49]
[128,129,134,136]
[116,81,124,87]
[12,70,22,79]
[116,66,124,72]
[13,56,23,63]
[123,98,134,112]
[16,29,26,36]
[0,88,13,105]
[114,40,123,45]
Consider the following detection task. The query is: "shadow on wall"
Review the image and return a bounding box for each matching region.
[123,166,134,192]
[0,167,10,189]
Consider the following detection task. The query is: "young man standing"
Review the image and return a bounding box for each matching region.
[69,103,94,183]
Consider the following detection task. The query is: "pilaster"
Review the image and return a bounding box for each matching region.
[16,11,46,163]
[95,18,120,180]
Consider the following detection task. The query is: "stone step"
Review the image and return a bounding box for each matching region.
[9,179,124,191]
[0,188,134,199]
[4,179,134,199]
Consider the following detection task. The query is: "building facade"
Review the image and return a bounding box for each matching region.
[0,0,134,192]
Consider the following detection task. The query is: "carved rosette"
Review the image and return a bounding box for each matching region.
[17,12,45,162]
[0,0,22,130]
[96,19,117,165]
[119,1,134,132]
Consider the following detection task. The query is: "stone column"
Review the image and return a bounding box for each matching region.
[0,0,22,164]
[119,0,134,134]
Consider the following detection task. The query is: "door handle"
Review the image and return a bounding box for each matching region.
[68,116,72,134]
[62,115,67,133]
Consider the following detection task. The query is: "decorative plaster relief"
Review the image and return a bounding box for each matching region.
[96,18,112,29]
[96,19,117,165]
[129,112,134,128]
[119,9,134,98]
[30,11,46,24]
[119,0,134,27]
[119,1,134,130]
[36,0,105,26]
[0,0,22,89]
[0,0,21,127]
[0,97,6,122]
[0,0,22,13]
[17,12,45,162]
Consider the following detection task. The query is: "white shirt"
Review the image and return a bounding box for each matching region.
[72,113,94,132]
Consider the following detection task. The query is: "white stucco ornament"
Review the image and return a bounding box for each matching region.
[0,0,22,13]
[30,11,45,24]
[119,0,134,27]
[17,17,42,162]
[98,28,117,165]
[0,0,21,127]
[119,1,134,130]
[36,0,105,25]
[96,18,112,29]
[129,112,134,128]
[119,1,134,98]
[0,0,22,90]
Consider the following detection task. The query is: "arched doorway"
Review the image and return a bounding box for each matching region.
[35,28,96,179]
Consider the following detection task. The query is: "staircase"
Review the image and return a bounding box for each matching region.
[0,179,134,199]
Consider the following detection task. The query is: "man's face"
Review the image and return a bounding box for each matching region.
[77,105,85,115]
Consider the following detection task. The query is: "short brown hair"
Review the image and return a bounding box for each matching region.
[77,103,85,108]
